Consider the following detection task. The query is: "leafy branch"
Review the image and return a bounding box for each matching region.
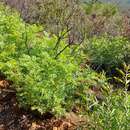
[114,63,130,91]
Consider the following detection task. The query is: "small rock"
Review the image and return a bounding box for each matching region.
[0,124,6,130]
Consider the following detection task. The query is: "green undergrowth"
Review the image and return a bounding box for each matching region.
[0,3,130,130]
[84,36,130,69]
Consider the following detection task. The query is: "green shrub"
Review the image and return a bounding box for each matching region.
[77,76,130,130]
[0,4,42,70]
[89,90,130,130]
[8,53,78,116]
[74,70,130,130]
[84,36,129,68]
[67,67,110,113]
[0,4,81,116]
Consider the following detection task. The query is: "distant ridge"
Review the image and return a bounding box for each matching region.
[81,0,130,9]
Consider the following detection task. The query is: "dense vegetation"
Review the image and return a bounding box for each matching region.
[0,0,130,130]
